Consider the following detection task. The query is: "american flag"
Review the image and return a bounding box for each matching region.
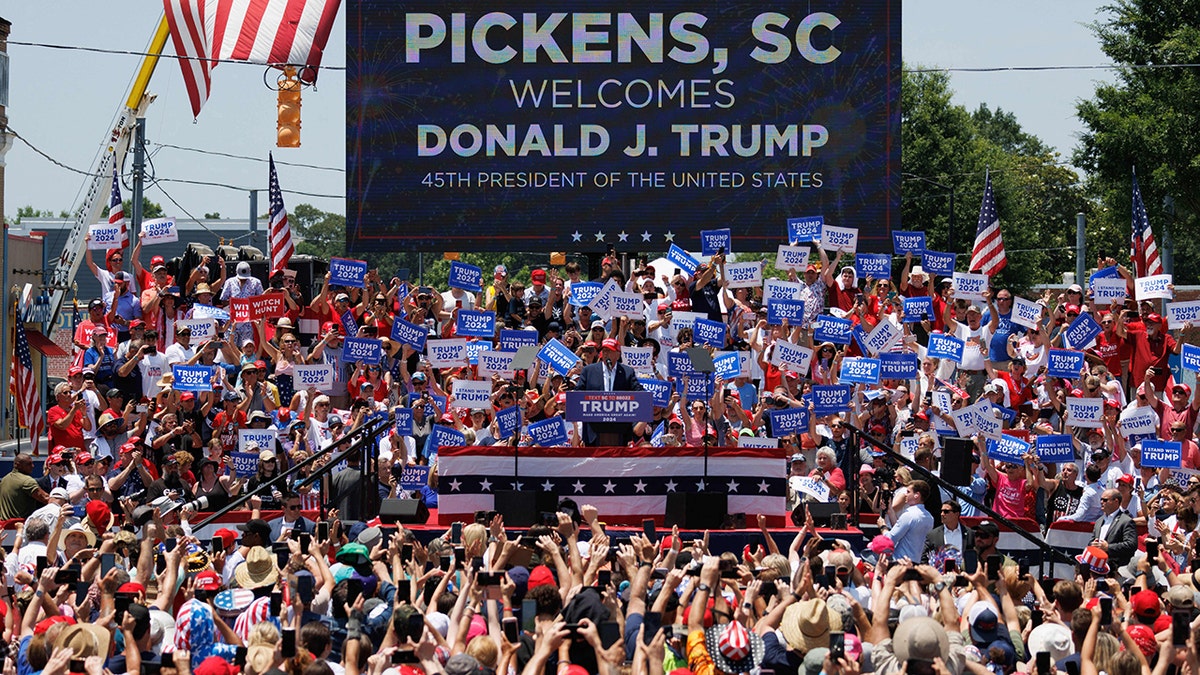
[10,323,45,449]
[438,445,788,526]
[969,171,1007,276]
[163,0,341,118]
[1130,170,1164,278]
[268,154,295,273]
[109,167,129,250]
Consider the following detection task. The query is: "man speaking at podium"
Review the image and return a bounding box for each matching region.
[577,338,644,446]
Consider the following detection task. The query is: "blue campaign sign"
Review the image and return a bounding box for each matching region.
[902,296,933,322]
[851,323,870,354]
[921,251,956,276]
[1183,343,1200,372]
[993,405,1017,424]
[700,228,732,256]
[426,424,466,453]
[787,216,824,243]
[398,465,431,491]
[390,317,428,351]
[855,253,891,279]
[667,245,699,276]
[1089,265,1121,284]
[340,309,359,337]
[173,364,214,392]
[343,337,383,365]
[839,357,881,384]
[1141,440,1183,469]
[528,417,570,446]
[1036,434,1074,464]
[536,338,580,375]
[456,309,496,338]
[1045,349,1086,379]
[693,319,726,348]
[987,434,1031,463]
[639,378,673,407]
[329,257,369,287]
[447,261,483,293]
[879,353,919,380]
[927,333,965,363]
[495,405,520,439]
[667,351,698,378]
[892,231,926,255]
[811,385,853,416]
[394,407,414,436]
[712,352,741,381]
[767,299,807,325]
[568,282,603,307]
[565,391,655,423]
[465,339,486,364]
[498,329,538,352]
[1063,313,1102,349]
[814,315,853,345]
[676,373,714,401]
[768,407,810,436]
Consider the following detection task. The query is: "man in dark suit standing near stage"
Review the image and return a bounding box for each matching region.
[577,338,643,446]
[923,499,975,564]
[1092,488,1137,569]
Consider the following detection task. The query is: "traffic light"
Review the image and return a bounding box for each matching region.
[277,66,301,148]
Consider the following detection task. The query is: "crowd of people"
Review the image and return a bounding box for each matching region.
[0,232,1198,674]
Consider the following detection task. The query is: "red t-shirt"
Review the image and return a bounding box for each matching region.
[1088,330,1129,375]
[1125,330,1175,389]
[212,410,248,453]
[47,406,87,450]
[995,371,1035,408]
[827,284,857,313]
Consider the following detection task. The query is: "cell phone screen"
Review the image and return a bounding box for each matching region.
[986,554,1001,581]
[401,544,413,564]
[1036,652,1051,675]
[1173,609,1190,646]
[600,621,621,649]
[829,631,845,660]
[963,550,978,574]
[502,617,519,643]
[281,629,296,658]
[1099,596,1112,626]
[316,521,330,542]
[270,592,282,616]
[642,518,656,541]
[521,598,537,633]
[642,612,662,645]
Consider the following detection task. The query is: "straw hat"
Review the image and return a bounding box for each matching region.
[780,598,831,652]
[233,546,279,589]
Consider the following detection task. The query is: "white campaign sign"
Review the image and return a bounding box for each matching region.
[771,341,814,375]
[179,318,217,341]
[724,262,763,288]
[140,217,179,245]
[776,245,811,271]
[1091,278,1127,305]
[952,272,989,302]
[820,225,859,254]
[1165,301,1200,329]
[426,339,469,368]
[477,349,516,378]
[293,364,334,390]
[790,476,832,502]
[1065,398,1103,429]
[610,291,645,319]
[763,279,806,304]
[738,436,779,449]
[898,437,919,460]
[1119,405,1158,437]
[1010,297,1043,330]
[1135,274,1173,301]
[238,429,277,454]
[864,319,901,356]
[88,224,122,250]
[621,346,655,374]
[451,379,493,409]
[931,391,955,434]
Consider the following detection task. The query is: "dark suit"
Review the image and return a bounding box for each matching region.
[1092,511,1137,569]
[922,524,976,563]
[577,361,643,447]
[268,516,315,543]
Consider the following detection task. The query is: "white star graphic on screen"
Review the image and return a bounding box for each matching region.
[603,480,617,493]
[510,481,524,491]
[541,480,555,492]
[664,231,675,242]
[696,479,706,491]
[757,480,771,494]
[571,231,582,242]
[641,231,652,242]
[726,479,740,493]
[479,478,493,492]
[595,231,606,241]
[664,479,678,492]
[618,231,629,242]
[448,479,462,492]
[573,480,586,493]
[633,479,647,493]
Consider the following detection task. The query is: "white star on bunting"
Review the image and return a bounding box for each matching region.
[571,231,582,242]
[595,231,606,242]
[618,231,629,242]
[641,231,652,242]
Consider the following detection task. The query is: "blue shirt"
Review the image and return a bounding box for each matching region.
[889,503,935,561]
[982,310,1014,363]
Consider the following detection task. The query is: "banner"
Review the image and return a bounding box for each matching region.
[767,299,807,325]
[1184,344,1200,373]
[1045,349,1086,379]
[87,224,122,250]
[711,351,741,381]
[621,346,655,374]
[787,216,824,244]
[191,304,230,322]
[1166,300,1200,329]
[179,318,217,341]
[588,278,622,318]
[444,261,482,293]
[1035,434,1074,464]
[343,337,384,365]
[231,294,287,323]
[839,357,881,385]
[390,317,428,351]
[340,309,359,337]
[1010,297,1042,330]
[453,309,495,338]
[776,244,811,271]
[172,364,214,392]
[495,405,520,440]
[1065,398,1103,429]
[771,341,813,375]
[724,261,763,288]
[1135,274,1173,301]
[902,296,933,322]
[426,338,469,368]
[739,435,779,449]
[1141,440,1183,469]
[140,217,179,245]
[920,251,956,276]
[611,291,645,319]
[293,364,334,390]
[700,228,731,256]
[667,351,699,378]
[398,465,431,491]
[451,379,493,409]
[528,417,570,446]
[768,407,810,436]
[676,373,714,401]
[763,279,805,303]
[666,245,700,276]
[564,391,655,423]
[821,225,858,253]
[892,231,925,255]
[329,257,369,287]
[238,429,277,454]
[426,425,466,454]
[790,476,831,502]
[1119,406,1158,437]
[693,319,726,348]
[855,253,890,279]
[394,407,414,436]
[536,338,580,375]
[951,272,988,302]
[813,315,852,345]
[927,333,965,363]
[987,434,1030,464]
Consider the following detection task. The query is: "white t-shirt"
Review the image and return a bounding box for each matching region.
[164,343,195,367]
[953,322,992,371]
[139,353,169,396]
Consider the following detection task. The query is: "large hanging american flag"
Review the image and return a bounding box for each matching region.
[163,0,342,118]
[969,171,1007,276]
[438,445,789,526]
[1130,170,1164,278]
[10,323,45,450]
[109,167,129,250]
[268,154,295,273]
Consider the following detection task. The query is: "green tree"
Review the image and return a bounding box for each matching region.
[100,198,164,221]
[288,203,348,260]
[1074,0,1200,283]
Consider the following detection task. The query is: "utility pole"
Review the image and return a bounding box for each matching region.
[249,190,259,248]
[130,117,147,271]
[1076,213,1086,284]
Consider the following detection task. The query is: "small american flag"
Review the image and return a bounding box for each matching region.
[1130,170,1164,278]
[268,154,295,273]
[969,171,1007,276]
[109,167,129,250]
[10,323,45,449]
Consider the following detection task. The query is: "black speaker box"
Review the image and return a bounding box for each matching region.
[379,498,430,524]
[940,436,975,486]
[665,492,727,529]
[494,490,558,527]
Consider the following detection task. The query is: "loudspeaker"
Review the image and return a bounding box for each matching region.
[665,492,727,529]
[379,499,430,524]
[494,490,558,527]
[941,437,975,486]
[238,245,265,261]
[287,255,329,298]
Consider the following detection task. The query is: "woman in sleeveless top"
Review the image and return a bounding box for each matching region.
[193,458,241,511]
[262,323,306,408]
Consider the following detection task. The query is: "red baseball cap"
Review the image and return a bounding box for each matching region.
[322,321,342,334]
[531,269,546,282]
[213,528,239,550]
[1146,313,1163,325]
[195,570,222,591]
[117,582,145,595]
[1173,383,1192,397]
[68,365,83,376]
[581,341,598,350]
[150,255,165,266]
[34,616,75,634]
[1064,304,1081,314]
[86,500,112,530]
[601,338,620,352]
[254,360,268,370]
[527,565,556,590]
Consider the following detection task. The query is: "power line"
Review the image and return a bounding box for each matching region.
[905,63,1200,73]
[151,142,344,172]
[7,39,345,71]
